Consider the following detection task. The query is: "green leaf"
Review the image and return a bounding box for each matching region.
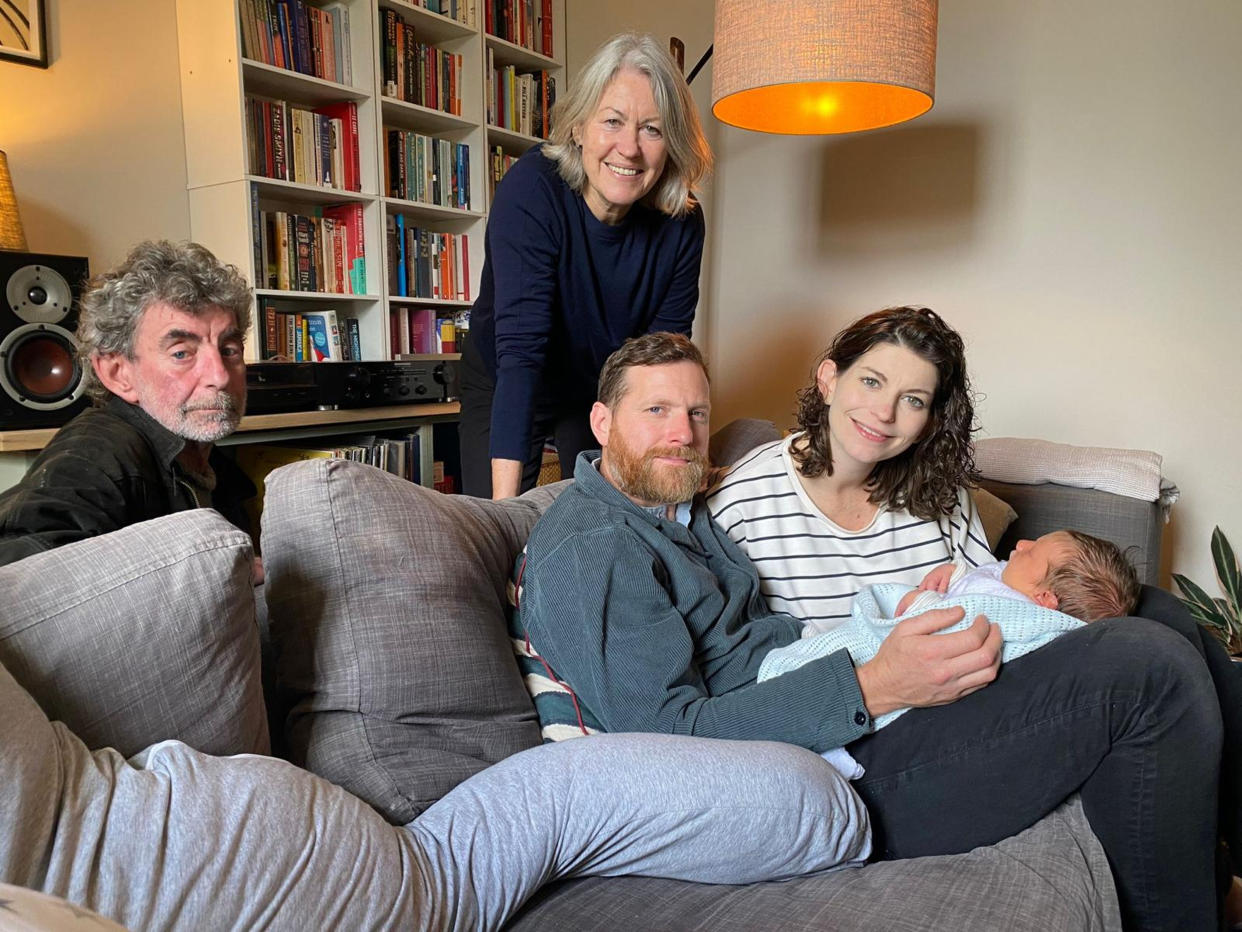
[1173,573,1230,627]
[1211,527,1241,620]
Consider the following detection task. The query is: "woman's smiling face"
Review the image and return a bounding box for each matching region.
[574,67,669,225]
[819,342,939,475]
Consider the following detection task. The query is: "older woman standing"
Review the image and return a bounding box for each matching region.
[459,33,712,499]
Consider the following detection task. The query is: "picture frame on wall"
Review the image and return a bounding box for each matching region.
[0,0,48,69]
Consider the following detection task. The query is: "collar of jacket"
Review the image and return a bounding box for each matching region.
[571,450,700,541]
[99,393,196,477]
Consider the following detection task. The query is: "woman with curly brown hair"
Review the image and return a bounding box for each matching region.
[708,306,994,633]
[709,307,1238,928]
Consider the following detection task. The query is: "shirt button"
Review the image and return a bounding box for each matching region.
[854,711,867,726]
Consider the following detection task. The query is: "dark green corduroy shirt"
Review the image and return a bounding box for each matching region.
[519,452,874,753]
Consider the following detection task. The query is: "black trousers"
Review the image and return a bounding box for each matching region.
[458,342,594,498]
[850,587,1241,931]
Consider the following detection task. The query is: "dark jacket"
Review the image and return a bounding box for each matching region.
[0,395,255,567]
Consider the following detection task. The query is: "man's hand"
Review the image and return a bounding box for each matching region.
[855,607,1001,719]
[918,563,955,593]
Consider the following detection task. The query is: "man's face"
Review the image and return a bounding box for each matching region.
[592,360,711,507]
[96,302,247,444]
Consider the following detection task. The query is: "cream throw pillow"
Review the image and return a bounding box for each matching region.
[973,487,1019,554]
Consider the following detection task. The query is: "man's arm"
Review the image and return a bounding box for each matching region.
[523,527,874,753]
[854,608,1003,718]
[0,446,151,568]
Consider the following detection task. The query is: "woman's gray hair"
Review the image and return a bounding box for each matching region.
[78,240,252,401]
[543,33,712,218]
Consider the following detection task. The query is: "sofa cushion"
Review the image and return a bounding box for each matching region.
[0,509,268,758]
[972,485,1019,554]
[507,797,1120,932]
[262,458,547,823]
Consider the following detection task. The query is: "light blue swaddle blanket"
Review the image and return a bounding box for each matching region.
[758,583,1085,730]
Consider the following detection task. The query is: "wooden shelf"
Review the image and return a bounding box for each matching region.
[0,427,57,453]
[231,401,459,435]
[0,402,460,453]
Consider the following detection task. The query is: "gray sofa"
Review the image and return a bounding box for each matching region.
[0,423,1171,930]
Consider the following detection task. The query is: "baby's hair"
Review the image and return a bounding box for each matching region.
[1044,531,1141,622]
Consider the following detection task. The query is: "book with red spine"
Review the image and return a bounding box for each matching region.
[322,202,366,294]
[312,100,359,190]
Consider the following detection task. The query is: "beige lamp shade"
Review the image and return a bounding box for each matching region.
[0,150,29,251]
[712,0,938,135]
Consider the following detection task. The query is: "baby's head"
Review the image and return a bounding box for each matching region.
[1001,530,1141,622]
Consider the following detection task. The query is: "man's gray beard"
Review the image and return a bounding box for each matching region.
[173,391,242,443]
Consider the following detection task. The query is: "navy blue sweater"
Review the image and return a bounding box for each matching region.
[470,147,705,461]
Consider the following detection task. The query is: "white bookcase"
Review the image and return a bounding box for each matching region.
[175,0,565,362]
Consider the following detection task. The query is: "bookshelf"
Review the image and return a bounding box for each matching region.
[174,0,566,364]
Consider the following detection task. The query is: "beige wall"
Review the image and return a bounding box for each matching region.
[0,0,190,267]
[567,0,1242,587]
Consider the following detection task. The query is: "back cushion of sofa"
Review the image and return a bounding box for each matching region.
[262,458,545,823]
[0,509,268,757]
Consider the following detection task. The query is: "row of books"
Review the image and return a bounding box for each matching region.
[385,130,472,210]
[246,97,361,191]
[386,216,471,301]
[257,204,366,294]
[487,59,556,139]
[381,8,464,115]
[239,0,353,85]
[487,145,520,198]
[259,305,361,361]
[235,435,453,507]
[485,0,553,57]
[390,307,461,356]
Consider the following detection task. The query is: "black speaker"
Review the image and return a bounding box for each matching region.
[0,252,90,429]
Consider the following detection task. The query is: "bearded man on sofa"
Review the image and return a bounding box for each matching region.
[515,331,1226,931]
[0,240,256,568]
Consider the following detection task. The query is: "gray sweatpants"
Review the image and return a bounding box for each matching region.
[0,661,869,931]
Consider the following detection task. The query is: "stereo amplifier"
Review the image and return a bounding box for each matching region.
[246,356,461,415]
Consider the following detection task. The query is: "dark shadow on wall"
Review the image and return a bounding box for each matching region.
[815,122,982,257]
[711,304,853,434]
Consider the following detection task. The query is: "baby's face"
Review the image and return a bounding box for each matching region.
[1001,531,1078,597]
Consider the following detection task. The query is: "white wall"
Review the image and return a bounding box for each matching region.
[0,0,190,267]
[568,0,1242,587]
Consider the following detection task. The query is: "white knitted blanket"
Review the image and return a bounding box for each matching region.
[975,437,1179,507]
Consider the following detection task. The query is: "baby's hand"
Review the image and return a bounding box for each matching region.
[918,563,954,594]
[895,589,919,616]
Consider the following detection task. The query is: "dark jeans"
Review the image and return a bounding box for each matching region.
[457,341,594,498]
[850,596,1232,932]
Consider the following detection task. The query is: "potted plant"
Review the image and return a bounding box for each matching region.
[1173,527,1242,656]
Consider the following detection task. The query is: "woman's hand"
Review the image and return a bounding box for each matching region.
[855,607,1001,718]
[491,458,524,500]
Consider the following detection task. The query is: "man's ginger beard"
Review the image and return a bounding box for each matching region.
[603,422,708,505]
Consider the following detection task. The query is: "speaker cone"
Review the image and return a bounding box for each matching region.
[0,323,86,410]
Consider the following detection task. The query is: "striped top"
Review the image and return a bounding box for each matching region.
[707,433,994,634]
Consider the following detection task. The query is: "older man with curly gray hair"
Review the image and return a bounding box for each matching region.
[0,240,257,569]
